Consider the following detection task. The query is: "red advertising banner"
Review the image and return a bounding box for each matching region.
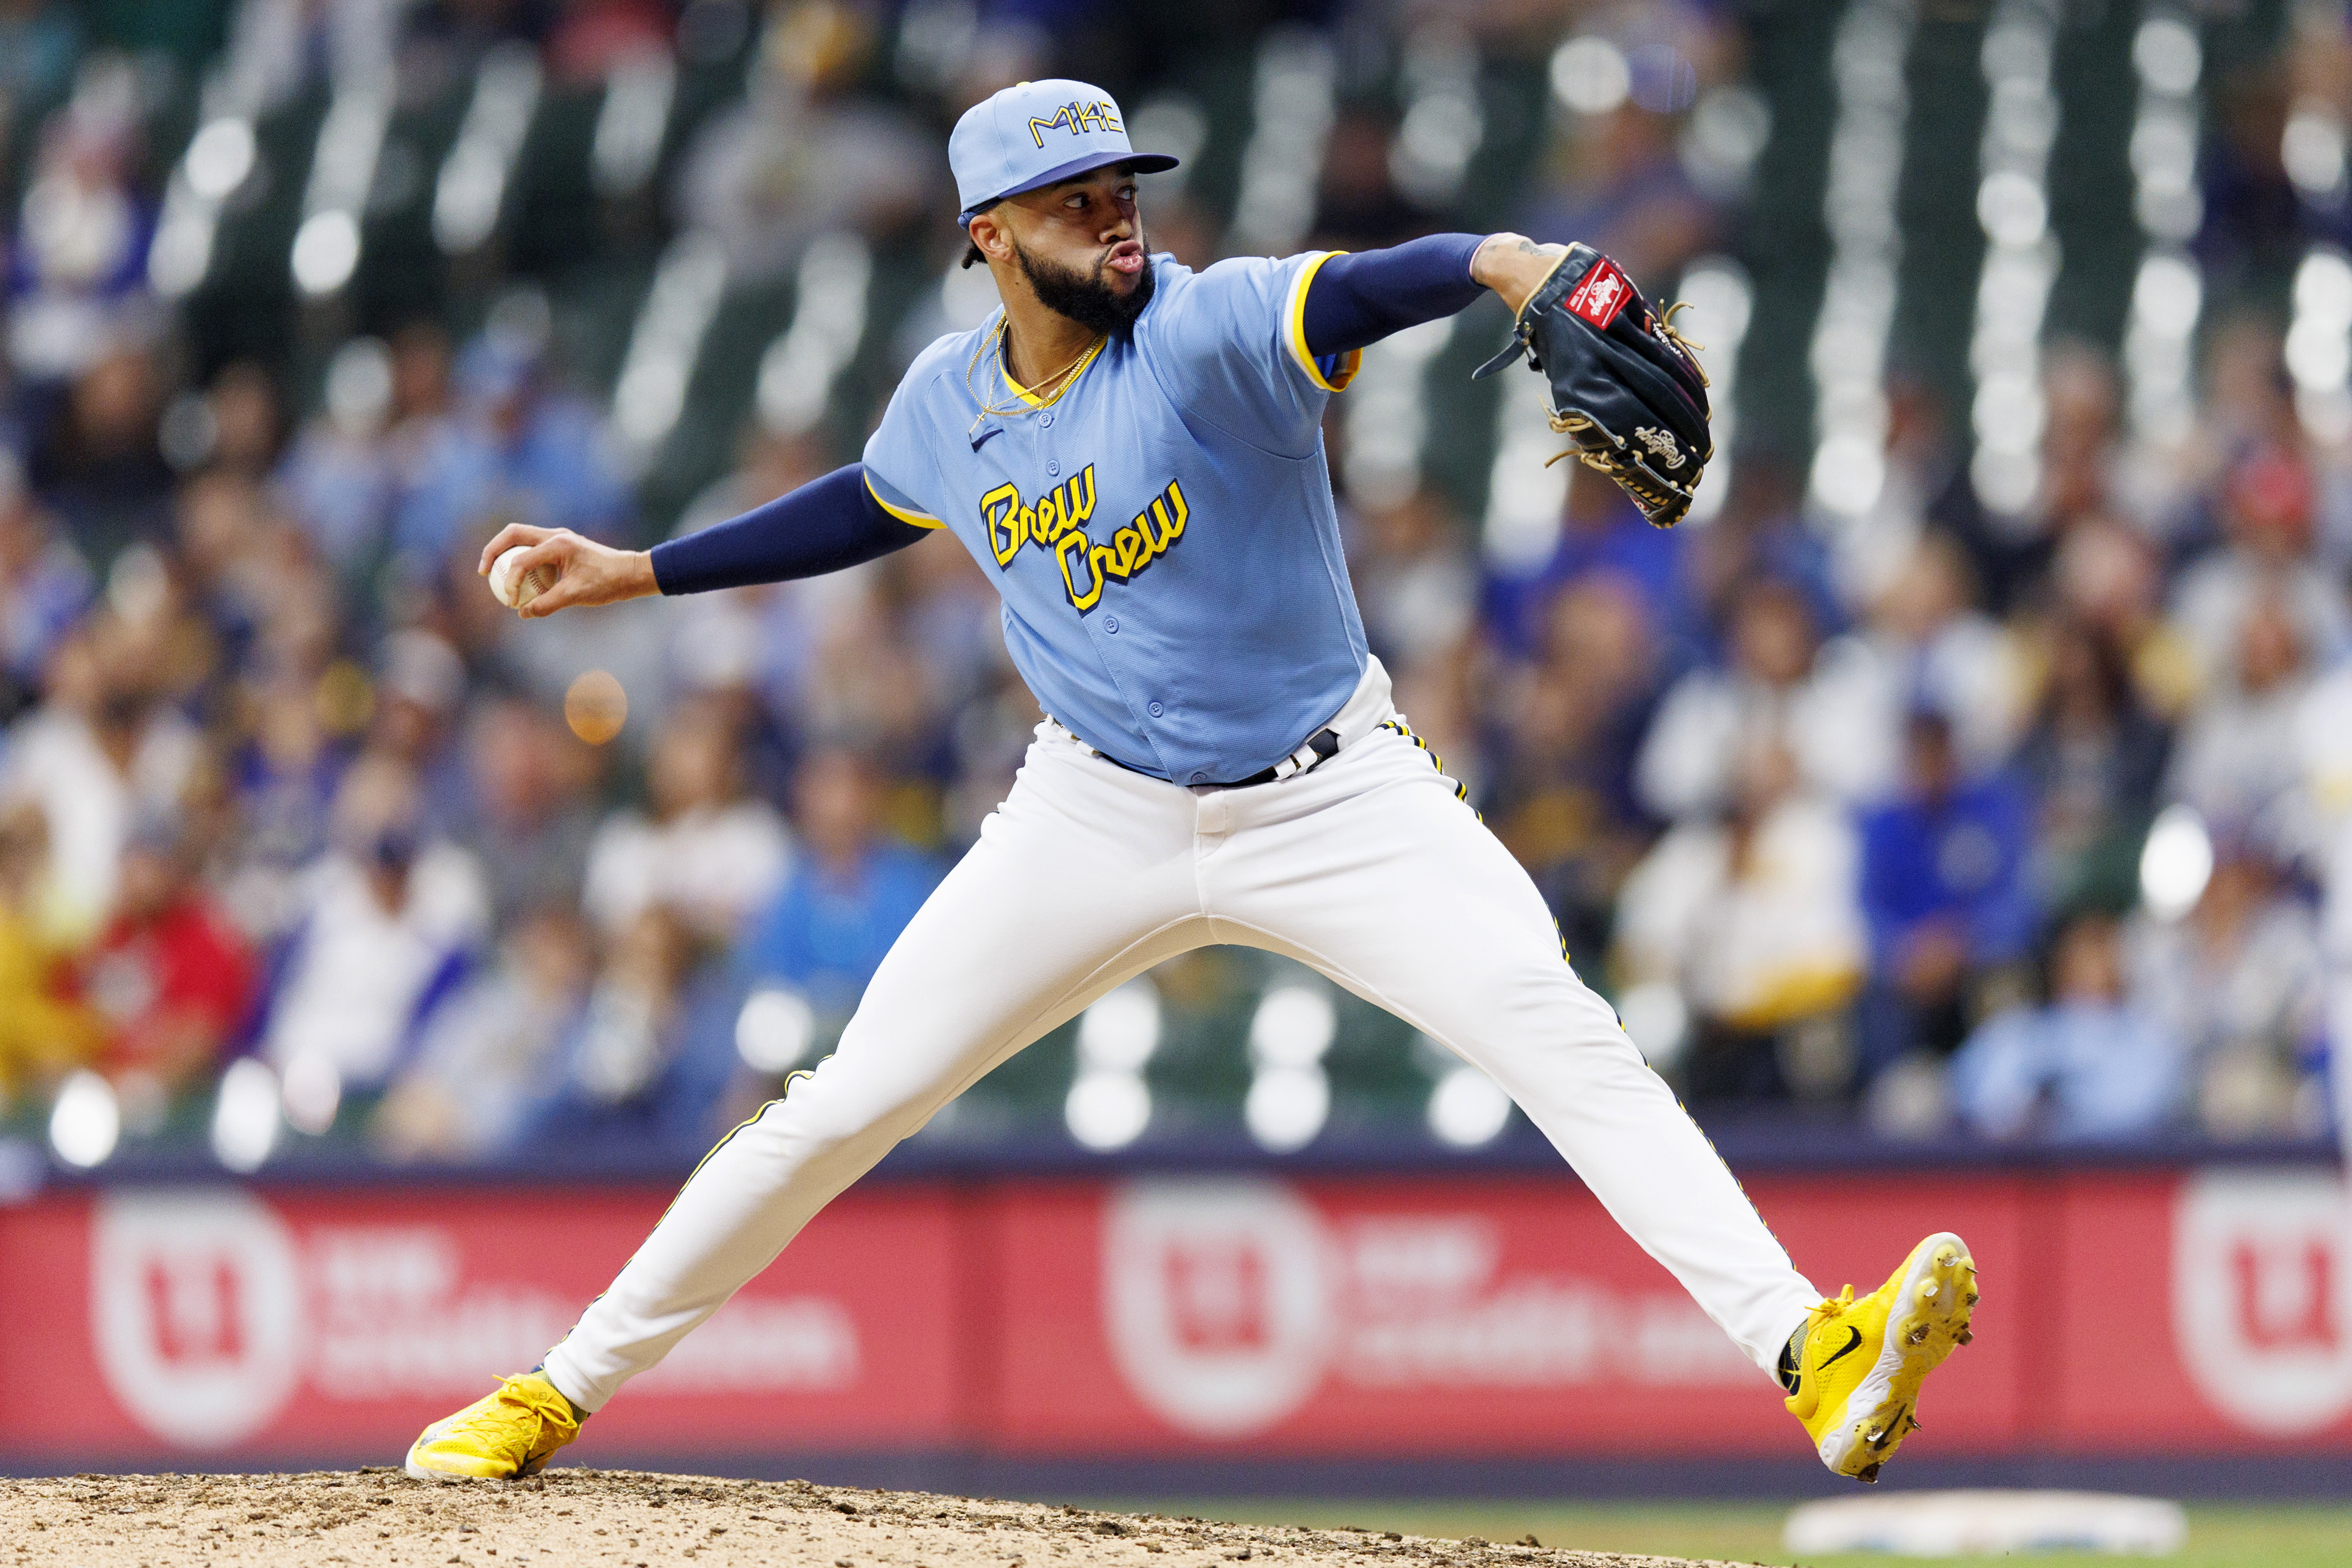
[0,1165,2347,1465]
[0,1187,963,1461]
[2046,1169,2352,1450]
[986,1174,2029,1455]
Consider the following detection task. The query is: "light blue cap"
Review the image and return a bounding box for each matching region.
[950,78,1176,226]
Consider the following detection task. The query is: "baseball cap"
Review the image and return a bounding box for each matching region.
[951,79,1177,226]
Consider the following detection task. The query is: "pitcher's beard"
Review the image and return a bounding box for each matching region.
[1013,235,1155,340]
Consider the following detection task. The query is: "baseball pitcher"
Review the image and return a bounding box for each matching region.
[407,79,1975,1485]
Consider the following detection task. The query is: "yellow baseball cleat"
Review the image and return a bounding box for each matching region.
[405,1372,582,1482]
[1785,1231,1978,1483]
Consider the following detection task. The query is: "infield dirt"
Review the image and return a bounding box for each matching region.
[0,1470,1767,1568]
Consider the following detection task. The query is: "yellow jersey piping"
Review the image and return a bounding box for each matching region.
[864,471,944,529]
[1286,250,1363,393]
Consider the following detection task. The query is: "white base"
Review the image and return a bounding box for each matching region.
[1784,1490,2187,1557]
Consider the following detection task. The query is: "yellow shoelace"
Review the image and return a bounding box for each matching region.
[438,1375,569,1451]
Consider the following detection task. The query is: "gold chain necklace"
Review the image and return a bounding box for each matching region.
[965,318,1104,430]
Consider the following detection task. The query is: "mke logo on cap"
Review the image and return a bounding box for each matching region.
[1028,100,1122,147]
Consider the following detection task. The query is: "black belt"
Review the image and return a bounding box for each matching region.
[1218,726,1341,788]
[1070,724,1342,789]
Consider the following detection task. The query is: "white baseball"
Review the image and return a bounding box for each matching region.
[488,546,559,610]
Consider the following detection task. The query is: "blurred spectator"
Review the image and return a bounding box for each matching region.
[2165,591,2314,853]
[1689,456,1839,640]
[1486,465,1693,664]
[738,746,940,1027]
[1636,577,1898,820]
[795,549,982,843]
[1486,575,1661,958]
[2292,610,2352,854]
[1142,198,1217,273]
[1,617,201,939]
[1520,73,1716,286]
[260,756,491,1103]
[1348,486,1477,694]
[31,332,172,566]
[2014,620,2171,914]
[2170,447,2346,689]
[277,338,401,583]
[369,628,473,834]
[521,906,733,1149]
[392,329,632,578]
[1932,347,2123,619]
[372,907,595,1162]
[201,361,284,485]
[676,0,935,281]
[223,674,354,937]
[667,426,855,798]
[1856,711,2035,1085]
[1866,533,2026,775]
[2167,315,2296,552]
[1313,109,1422,252]
[2196,59,2302,306]
[177,469,329,690]
[0,800,98,1101]
[79,812,258,1102]
[459,695,600,928]
[584,699,792,941]
[1861,377,1964,602]
[676,425,831,539]
[2051,515,2170,674]
[0,461,89,721]
[386,320,458,485]
[1950,913,2184,1142]
[2129,849,2325,1139]
[1348,487,1478,771]
[6,55,153,386]
[2033,347,2124,563]
[1614,740,1866,1103]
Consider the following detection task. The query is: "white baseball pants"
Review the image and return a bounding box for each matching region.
[541,701,1822,1413]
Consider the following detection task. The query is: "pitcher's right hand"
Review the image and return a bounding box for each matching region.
[478,525,659,619]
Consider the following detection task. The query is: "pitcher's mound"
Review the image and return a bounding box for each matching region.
[0,1469,1763,1567]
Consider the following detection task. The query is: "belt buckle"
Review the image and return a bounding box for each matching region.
[1287,727,1342,776]
[1235,726,1339,788]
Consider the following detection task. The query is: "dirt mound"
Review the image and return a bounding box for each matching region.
[0,1470,1764,1568]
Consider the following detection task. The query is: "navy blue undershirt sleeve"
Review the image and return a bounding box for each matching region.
[648,463,931,595]
[1300,232,1488,359]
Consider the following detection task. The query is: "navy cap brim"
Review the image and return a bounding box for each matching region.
[959,150,1180,227]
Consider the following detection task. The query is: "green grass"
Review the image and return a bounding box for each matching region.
[1129,1501,2352,1567]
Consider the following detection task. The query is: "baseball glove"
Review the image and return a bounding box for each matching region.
[1473,242,1713,529]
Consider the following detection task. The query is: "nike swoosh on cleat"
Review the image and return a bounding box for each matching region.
[1819,1327,1864,1370]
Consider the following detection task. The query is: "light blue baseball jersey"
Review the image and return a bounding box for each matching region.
[861,251,1370,786]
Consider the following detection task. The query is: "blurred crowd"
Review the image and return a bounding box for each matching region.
[0,0,2345,1170]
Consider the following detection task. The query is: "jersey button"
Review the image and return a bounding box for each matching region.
[1047,459,1061,476]
[1040,413,1054,428]
[1148,701,1164,717]
[1104,616,1119,633]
